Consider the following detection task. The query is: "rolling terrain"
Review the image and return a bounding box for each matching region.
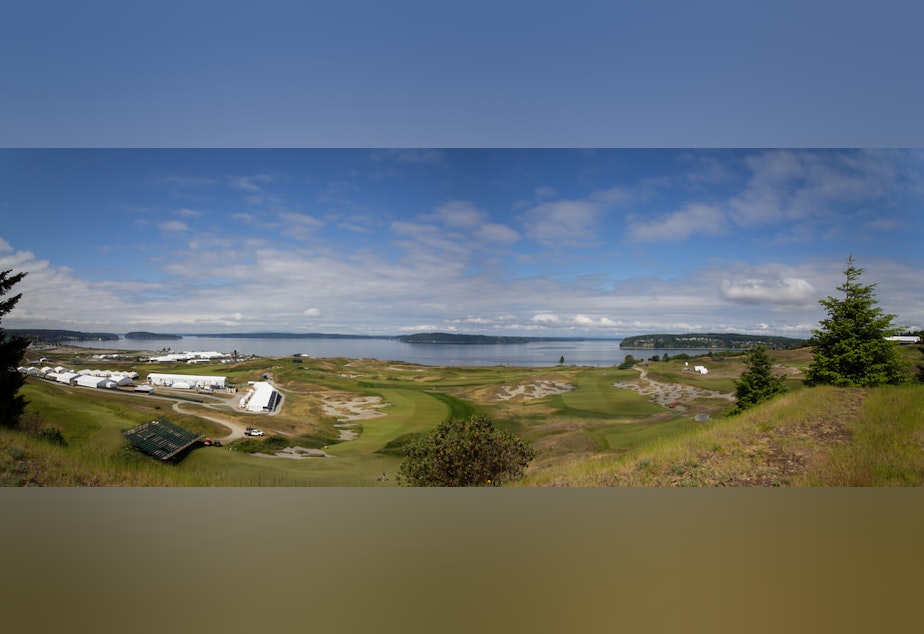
[3,344,922,486]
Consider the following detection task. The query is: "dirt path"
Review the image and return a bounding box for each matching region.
[613,367,735,410]
[171,401,250,441]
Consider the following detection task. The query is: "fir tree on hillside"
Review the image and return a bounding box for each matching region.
[734,345,787,411]
[0,270,30,429]
[804,256,907,387]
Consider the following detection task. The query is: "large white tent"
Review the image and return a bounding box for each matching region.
[146,373,227,389]
[240,381,280,412]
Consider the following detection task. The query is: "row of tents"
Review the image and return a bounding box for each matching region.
[18,366,139,389]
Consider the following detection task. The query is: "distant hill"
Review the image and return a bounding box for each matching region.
[620,333,807,350]
[396,332,577,345]
[192,332,388,340]
[7,329,120,344]
[125,331,182,340]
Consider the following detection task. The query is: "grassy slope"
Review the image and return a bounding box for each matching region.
[519,384,924,487]
[5,345,923,486]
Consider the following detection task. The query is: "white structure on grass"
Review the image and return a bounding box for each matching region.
[75,375,118,389]
[885,336,921,344]
[146,373,227,389]
[148,351,228,363]
[239,381,281,412]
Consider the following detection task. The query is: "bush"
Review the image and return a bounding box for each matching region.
[36,426,68,447]
[398,415,535,486]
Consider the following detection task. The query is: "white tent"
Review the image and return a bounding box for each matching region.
[244,381,279,412]
[146,373,227,389]
[75,375,110,388]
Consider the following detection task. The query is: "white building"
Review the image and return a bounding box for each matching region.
[693,365,709,375]
[240,381,280,412]
[146,373,227,389]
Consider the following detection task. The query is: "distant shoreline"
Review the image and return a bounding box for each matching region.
[12,328,807,349]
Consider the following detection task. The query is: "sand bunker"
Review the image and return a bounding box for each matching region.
[496,381,575,401]
[613,368,734,410]
[321,394,390,421]
[321,394,390,441]
[250,446,332,459]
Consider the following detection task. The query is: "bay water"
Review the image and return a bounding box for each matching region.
[71,335,719,368]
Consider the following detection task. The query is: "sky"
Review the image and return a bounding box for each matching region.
[2,149,922,337]
[2,3,923,338]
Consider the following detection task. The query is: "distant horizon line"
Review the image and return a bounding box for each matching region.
[10,327,815,342]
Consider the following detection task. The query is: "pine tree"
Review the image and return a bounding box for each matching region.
[804,256,906,387]
[0,269,30,428]
[734,345,786,410]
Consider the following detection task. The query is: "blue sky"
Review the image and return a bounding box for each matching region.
[2,3,923,336]
[2,149,922,336]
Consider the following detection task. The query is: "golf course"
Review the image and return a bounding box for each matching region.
[3,343,923,486]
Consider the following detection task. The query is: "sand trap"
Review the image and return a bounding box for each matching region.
[496,381,575,401]
[321,394,390,421]
[250,446,332,459]
[334,423,360,441]
[613,367,735,410]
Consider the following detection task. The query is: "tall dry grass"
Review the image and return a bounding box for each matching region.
[519,386,921,487]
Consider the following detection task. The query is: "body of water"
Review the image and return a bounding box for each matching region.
[70,336,722,368]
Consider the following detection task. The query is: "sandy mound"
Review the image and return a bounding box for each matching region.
[496,381,575,401]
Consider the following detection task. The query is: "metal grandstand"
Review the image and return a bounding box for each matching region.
[123,419,203,461]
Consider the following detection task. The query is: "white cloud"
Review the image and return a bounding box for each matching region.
[520,200,601,246]
[428,201,485,229]
[476,223,520,244]
[720,276,816,306]
[303,308,321,317]
[531,313,561,323]
[228,173,274,192]
[160,220,189,232]
[626,203,726,242]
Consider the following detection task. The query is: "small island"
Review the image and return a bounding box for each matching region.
[124,332,183,340]
[620,333,807,350]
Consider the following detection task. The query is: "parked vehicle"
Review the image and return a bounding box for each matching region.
[245,427,264,437]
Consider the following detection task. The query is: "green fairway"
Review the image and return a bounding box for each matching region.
[554,369,664,419]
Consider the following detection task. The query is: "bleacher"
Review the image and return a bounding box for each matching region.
[123,419,203,461]
[266,389,281,411]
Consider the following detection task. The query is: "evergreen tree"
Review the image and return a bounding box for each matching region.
[734,345,786,410]
[804,256,906,387]
[0,269,30,429]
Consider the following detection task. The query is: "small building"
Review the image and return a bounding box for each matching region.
[693,365,709,375]
[134,385,155,394]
